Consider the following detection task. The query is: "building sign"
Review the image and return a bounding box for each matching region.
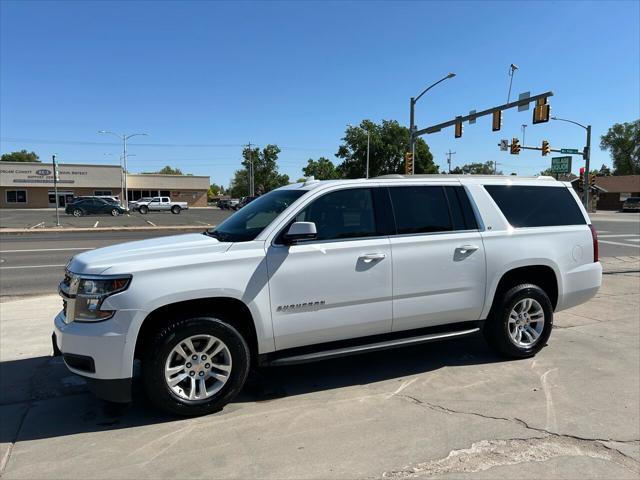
[0,163,121,188]
[550,156,572,174]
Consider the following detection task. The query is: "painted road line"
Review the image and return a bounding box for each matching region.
[0,247,93,253]
[29,222,45,229]
[145,220,156,226]
[599,234,640,238]
[94,221,99,228]
[598,240,640,248]
[196,221,210,226]
[0,264,67,270]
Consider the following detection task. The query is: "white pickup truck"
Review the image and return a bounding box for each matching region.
[136,196,188,214]
[53,175,601,416]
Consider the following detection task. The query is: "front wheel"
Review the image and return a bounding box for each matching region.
[483,283,553,358]
[139,205,149,214]
[142,316,250,416]
[171,205,181,214]
[72,208,83,217]
[111,208,120,217]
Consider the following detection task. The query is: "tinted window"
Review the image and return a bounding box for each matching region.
[294,188,377,241]
[389,186,452,234]
[485,185,586,227]
[444,186,478,230]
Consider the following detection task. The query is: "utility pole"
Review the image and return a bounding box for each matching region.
[445,150,456,173]
[247,142,254,196]
[494,160,500,175]
[585,125,591,210]
[507,64,519,103]
[366,128,370,179]
[52,154,61,227]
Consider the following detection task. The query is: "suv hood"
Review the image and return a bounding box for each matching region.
[67,233,232,275]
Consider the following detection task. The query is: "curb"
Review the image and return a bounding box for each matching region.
[0,225,212,234]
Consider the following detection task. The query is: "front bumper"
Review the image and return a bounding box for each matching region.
[53,309,140,403]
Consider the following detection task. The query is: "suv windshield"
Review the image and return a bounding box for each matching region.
[206,189,306,242]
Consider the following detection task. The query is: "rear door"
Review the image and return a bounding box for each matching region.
[388,184,487,331]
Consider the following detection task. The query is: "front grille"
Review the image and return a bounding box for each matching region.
[62,299,68,316]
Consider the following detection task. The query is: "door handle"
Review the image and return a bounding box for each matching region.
[360,253,386,263]
[456,245,479,255]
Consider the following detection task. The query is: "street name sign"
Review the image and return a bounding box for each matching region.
[551,156,572,173]
[560,148,579,154]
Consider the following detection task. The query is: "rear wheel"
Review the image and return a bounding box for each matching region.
[111,208,120,216]
[171,205,181,214]
[139,205,149,214]
[142,316,250,416]
[483,283,553,358]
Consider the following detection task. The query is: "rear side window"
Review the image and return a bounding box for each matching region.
[444,186,478,230]
[389,186,452,234]
[485,185,586,227]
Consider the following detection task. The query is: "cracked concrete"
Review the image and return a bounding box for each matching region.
[382,436,639,478]
[0,269,638,479]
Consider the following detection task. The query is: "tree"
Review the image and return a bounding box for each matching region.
[302,157,340,180]
[458,161,502,175]
[538,167,555,176]
[596,164,612,176]
[335,119,438,178]
[208,183,224,200]
[141,165,184,175]
[1,150,40,162]
[228,144,289,198]
[600,120,639,175]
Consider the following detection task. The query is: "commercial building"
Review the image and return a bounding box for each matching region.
[0,162,210,208]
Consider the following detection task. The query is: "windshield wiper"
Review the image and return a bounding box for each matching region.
[203,230,225,241]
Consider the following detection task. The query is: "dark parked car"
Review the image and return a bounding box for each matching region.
[66,198,126,217]
[622,197,640,212]
[236,195,259,209]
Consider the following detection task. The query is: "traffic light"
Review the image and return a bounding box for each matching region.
[510,138,521,155]
[578,167,585,189]
[405,152,414,175]
[492,111,502,132]
[454,117,463,138]
[533,97,550,124]
[589,173,596,186]
[541,140,550,156]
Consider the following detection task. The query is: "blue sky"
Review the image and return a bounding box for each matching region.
[1,0,638,186]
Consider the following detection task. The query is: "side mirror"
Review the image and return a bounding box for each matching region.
[283,222,317,245]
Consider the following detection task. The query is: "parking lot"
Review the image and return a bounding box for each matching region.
[0,262,639,479]
[0,208,233,230]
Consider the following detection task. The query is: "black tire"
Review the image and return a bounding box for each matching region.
[171,205,181,214]
[139,205,149,214]
[72,208,83,217]
[142,316,250,416]
[483,283,553,359]
[110,208,120,217]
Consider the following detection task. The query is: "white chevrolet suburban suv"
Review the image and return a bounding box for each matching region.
[53,175,602,416]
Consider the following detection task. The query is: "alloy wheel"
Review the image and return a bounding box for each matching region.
[164,334,232,401]
[508,298,545,347]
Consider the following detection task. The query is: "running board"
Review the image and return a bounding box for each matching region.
[268,327,480,366]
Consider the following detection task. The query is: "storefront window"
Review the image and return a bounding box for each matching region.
[6,190,27,203]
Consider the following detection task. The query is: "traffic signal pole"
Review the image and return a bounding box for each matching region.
[584,125,591,210]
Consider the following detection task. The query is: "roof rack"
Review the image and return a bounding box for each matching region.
[373,174,557,180]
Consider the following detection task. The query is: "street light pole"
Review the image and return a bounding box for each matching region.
[521,124,527,145]
[409,73,456,175]
[366,128,370,179]
[52,154,61,227]
[550,117,591,210]
[98,130,148,207]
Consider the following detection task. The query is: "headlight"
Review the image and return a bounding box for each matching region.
[60,273,131,323]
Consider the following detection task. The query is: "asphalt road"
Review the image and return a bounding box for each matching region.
[0,207,232,229]
[0,230,192,299]
[0,213,638,299]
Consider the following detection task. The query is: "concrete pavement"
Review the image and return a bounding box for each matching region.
[0,267,638,479]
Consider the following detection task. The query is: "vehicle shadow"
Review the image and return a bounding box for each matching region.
[0,334,507,443]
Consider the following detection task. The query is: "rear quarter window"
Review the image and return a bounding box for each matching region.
[484,185,586,228]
